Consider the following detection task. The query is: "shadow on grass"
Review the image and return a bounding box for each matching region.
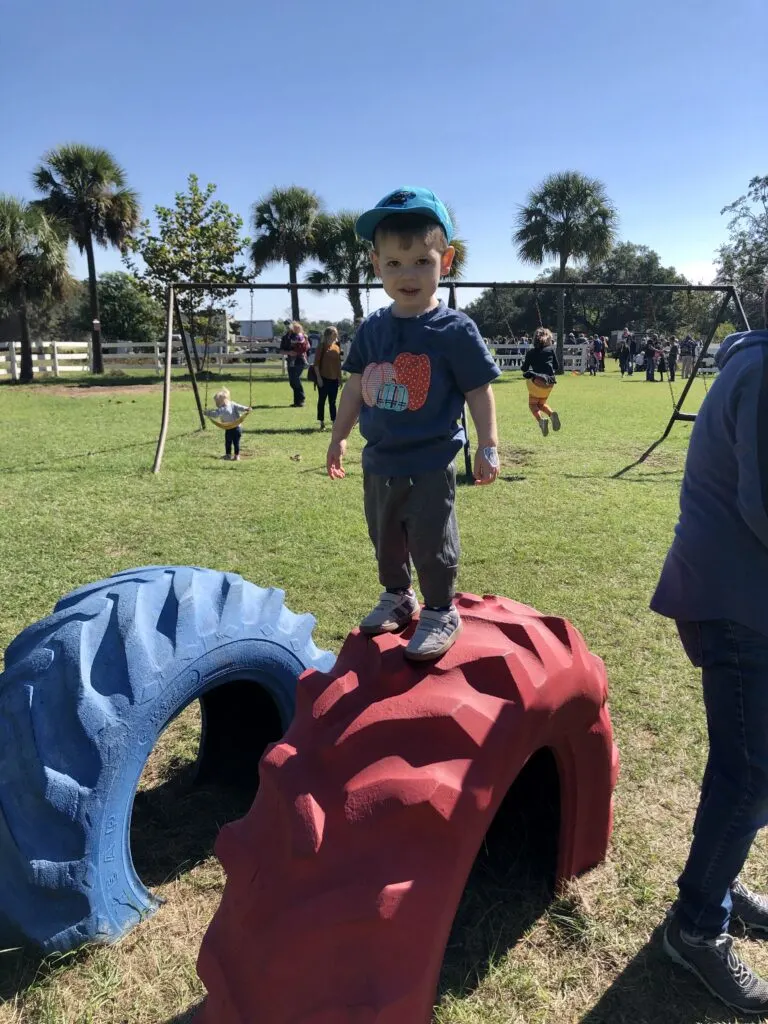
[130,763,254,888]
[437,750,559,1003]
[0,432,197,475]
[0,944,96,1004]
[578,924,752,1024]
[161,1004,205,1023]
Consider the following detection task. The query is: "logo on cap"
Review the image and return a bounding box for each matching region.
[383,190,416,207]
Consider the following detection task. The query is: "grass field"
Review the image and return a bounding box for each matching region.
[0,363,762,1024]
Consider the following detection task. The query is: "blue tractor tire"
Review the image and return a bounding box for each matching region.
[0,565,335,954]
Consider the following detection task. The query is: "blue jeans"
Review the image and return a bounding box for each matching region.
[225,426,241,457]
[676,620,768,936]
[288,362,306,406]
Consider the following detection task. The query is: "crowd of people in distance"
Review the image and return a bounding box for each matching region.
[615,329,701,382]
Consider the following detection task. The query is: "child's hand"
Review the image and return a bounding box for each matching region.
[474,445,500,486]
[327,440,346,479]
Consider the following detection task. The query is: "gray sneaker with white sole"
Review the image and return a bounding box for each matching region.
[538,418,549,437]
[551,411,561,431]
[664,913,768,1014]
[360,590,418,635]
[731,879,768,934]
[404,606,462,661]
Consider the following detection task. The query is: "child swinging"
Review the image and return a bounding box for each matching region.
[521,327,561,437]
[204,388,252,461]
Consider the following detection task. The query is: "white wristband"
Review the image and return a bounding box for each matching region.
[481,445,500,469]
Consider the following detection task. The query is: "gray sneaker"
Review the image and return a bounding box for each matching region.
[538,418,549,437]
[664,913,768,1014]
[360,590,418,635]
[732,879,768,934]
[404,607,462,662]
[551,411,561,432]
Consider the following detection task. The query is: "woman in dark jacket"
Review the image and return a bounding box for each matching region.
[521,326,561,437]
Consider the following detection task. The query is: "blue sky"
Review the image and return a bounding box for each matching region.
[3,0,766,323]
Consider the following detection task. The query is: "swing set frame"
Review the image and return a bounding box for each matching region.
[152,279,750,475]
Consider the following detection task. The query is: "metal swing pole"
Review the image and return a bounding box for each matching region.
[447,282,474,482]
[612,289,733,479]
[174,291,206,430]
[152,286,175,474]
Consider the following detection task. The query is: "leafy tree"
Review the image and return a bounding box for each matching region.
[32,144,140,374]
[716,175,768,328]
[251,186,323,321]
[125,174,248,366]
[74,271,164,345]
[0,196,70,382]
[514,171,618,366]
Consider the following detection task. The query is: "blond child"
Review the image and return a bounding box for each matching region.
[204,388,250,460]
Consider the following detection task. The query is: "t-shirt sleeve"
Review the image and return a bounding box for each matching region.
[232,403,249,415]
[447,318,501,393]
[342,324,366,375]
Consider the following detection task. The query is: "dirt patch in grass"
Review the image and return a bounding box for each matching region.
[40,383,166,398]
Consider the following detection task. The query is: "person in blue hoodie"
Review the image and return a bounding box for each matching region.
[652,287,768,1014]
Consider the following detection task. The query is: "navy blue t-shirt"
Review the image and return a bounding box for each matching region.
[343,302,500,476]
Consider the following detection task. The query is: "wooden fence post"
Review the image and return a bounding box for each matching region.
[9,342,18,381]
[51,340,60,376]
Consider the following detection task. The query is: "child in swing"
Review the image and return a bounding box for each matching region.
[326,186,501,661]
[521,327,561,436]
[205,388,251,461]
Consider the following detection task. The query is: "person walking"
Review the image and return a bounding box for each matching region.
[313,325,343,430]
[644,337,657,382]
[680,335,696,379]
[669,337,679,383]
[651,288,768,1015]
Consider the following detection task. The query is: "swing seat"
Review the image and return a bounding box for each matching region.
[206,411,251,430]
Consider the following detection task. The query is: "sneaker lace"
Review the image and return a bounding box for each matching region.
[720,936,755,990]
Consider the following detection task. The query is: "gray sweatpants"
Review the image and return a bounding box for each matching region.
[363,464,460,609]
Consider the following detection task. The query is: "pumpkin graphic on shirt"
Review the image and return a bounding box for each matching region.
[361,361,396,407]
[393,353,430,411]
[376,380,409,412]
[361,353,431,412]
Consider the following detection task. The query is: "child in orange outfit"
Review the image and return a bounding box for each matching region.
[521,327,561,437]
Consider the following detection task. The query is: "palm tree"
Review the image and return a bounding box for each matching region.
[0,196,70,383]
[306,211,373,320]
[251,186,322,321]
[514,171,617,367]
[32,144,140,374]
[306,207,469,318]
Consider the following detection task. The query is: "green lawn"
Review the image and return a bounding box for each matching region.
[0,365,759,1024]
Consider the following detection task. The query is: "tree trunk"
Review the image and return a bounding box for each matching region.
[556,253,568,373]
[84,234,103,374]
[18,293,33,384]
[288,262,300,322]
[347,273,364,320]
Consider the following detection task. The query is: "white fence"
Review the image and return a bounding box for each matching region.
[490,341,589,374]
[0,338,290,380]
[0,341,90,379]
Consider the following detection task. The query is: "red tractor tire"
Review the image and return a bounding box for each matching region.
[196,594,619,1023]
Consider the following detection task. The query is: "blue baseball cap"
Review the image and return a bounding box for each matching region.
[355,187,454,243]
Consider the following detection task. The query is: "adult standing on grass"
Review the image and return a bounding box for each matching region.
[680,334,696,379]
[281,320,309,407]
[313,326,343,430]
[651,285,768,1015]
[668,336,679,383]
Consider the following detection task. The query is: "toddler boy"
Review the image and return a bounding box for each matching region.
[326,187,500,660]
